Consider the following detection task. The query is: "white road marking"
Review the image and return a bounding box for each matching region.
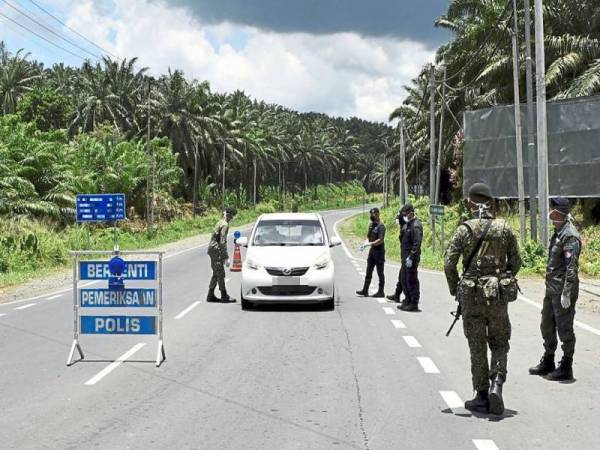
[440,390,464,409]
[47,294,62,300]
[0,313,5,317]
[376,298,387,304]
[417,357,440,374]
[225,278,231,283]
[15,303,36,310]
[519,295,600,336]
[383,307,395,315]
[84,343,146,385]
[174,301,201,319]
[359,272,366,277]
[403,336,422,348]
[472,439,499,450]
[391,319,406,329]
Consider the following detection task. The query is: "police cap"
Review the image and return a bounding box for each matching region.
[400,203,414,214]
[224,206,237,217]
[550,197,570,214]
[369,207,380,215]
[468,182,493,201]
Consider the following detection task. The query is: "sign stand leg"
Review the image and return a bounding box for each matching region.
[156,340,166,367]
[67,339,85,366]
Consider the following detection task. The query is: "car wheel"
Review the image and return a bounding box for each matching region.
[323,298,335,310]
[241,293,253,310]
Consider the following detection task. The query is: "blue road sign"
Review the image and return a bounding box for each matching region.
[76,194,126,222]
[80,315,156,334]
[80,288,156,307]
[80,261,157,280]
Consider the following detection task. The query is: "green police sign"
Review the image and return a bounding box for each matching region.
[430,204,445,217]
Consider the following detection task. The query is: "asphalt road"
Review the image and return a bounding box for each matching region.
[1,207,599,450]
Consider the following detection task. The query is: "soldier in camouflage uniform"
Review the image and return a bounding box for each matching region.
[444,183,521,415]
[207,206,237,303]
[529,197,580,381]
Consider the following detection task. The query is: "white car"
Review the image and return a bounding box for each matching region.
[236,213,342,310]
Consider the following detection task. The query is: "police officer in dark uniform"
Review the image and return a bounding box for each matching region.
[529,197,581,381]
[387,203,423,311]
[356,207,386,298]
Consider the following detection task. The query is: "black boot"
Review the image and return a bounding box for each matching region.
[488,374,505,415]
[529,355,555,376]
[373,288,385,298]
[206,291,219,302]
[546,356,573,381]
[387,293,400,302]
[401,302,419,312]
[464,390,489,413]
[356,279,371,296]
[220,291,237,303]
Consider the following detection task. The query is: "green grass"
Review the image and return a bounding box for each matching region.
[339,196,600,278]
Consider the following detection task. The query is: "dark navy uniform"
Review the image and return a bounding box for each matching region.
[365,219,386,292]
[398,216,423,307]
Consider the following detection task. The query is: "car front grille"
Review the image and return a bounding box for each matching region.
[257,286,316,296]
[265,267,309,276]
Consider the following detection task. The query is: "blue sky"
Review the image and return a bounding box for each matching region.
[0,0,450,122]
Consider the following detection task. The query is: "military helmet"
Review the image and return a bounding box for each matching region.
[468,182,493,202]
[400,203,414,214]
[224,206,237,217]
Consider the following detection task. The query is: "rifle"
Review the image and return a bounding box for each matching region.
[445,219,492,337]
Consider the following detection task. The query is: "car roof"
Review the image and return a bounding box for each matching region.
[258,212,321,221]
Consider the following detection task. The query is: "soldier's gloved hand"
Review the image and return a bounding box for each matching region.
[561,294,571,309]
[225,259,231,268]
[405,257,413,268]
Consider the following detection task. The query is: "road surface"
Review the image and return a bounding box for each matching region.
[1,207,599,450]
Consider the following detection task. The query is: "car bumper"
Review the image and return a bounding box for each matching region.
[241,265,335,303]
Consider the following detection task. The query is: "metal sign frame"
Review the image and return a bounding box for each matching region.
[76,194,126,222]
[67,250,165,367]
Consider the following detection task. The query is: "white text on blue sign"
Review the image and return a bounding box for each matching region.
[79,261,157,280]
[80,289,156,307]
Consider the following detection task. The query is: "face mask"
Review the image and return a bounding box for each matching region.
[403,215,410,222]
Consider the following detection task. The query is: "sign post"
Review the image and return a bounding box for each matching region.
[429,204,446,253]
[67,250,166,367]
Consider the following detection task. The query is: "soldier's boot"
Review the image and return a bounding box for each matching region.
[464,391,489,413]
[546,356,573,381]
[386,293,400,302]
[220,290,237,303]
[529,354,555,376]
[356,279,371,296]
[372,287,385,298]
[206,288,219,302]
[488,374,505,415]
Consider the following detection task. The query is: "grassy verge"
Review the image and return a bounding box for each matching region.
[0,190,380,290]
[338,196,600,278]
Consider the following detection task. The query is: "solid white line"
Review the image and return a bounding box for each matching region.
[391,319,406,329]
[403,336,422,348]
[519,295,600,336]
[383,307,396,315]
[174,301,201,320]
[15,303,36,310]
[472,439,499,450]
[47,294,62,300]
[417,357,440,374]
[84,343,146,385]
[440,390,463,409]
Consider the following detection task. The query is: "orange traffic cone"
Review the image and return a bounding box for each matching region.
[230,242,242,272]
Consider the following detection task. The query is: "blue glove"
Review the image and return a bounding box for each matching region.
[405,257,413,269]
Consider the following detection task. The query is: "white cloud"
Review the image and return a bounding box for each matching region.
[61,0,435,122]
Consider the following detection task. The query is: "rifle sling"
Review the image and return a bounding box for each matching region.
[461,219,493,277]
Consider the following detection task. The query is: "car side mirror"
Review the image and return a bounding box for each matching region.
[329,236,342,247]
[236,236,249,247]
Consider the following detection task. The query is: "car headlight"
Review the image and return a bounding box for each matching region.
[245,257,261,270]
[314,254,331,270]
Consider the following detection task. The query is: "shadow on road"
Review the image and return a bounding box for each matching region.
[441,407,519,422]
[245,302,337,313]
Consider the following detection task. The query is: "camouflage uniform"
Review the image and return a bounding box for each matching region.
[207,218,229,296]
[444,213,521,391]
[541,221,581,359]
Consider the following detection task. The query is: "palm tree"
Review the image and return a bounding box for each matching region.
[0,47,40,114]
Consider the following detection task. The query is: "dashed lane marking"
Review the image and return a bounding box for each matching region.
[376,298,387,304]
[84,343,146,385]
[15,303,36,310]
[391,319,406,329]
[174,301,201,320]
[0,313,5,318]
[440,390,463,410]
[417,357,440,374]
[472,439,499,450]
[402,336,422,348]
[382,307,395,315]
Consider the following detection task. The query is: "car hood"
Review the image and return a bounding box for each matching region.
[246,246,329,268]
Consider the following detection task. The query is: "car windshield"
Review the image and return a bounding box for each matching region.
[253,220,325,246]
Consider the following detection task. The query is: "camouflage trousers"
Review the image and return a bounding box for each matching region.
[208,255,226,295]
[541,294,576,358]
[460,287,511,391]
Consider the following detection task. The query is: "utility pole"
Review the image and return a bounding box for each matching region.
[512,0,526,243]
[429,64,436,205]
[383,142,388,208]
[399,118,407,205]
[435,65,447,205]
[535,0,550,246]
[221,139,226,210]
[253,156,257,209]
[524,0,538,241]
[192,141,199,217]
[146,79,154,231]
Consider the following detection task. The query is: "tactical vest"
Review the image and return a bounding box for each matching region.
[462,218,510,278]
